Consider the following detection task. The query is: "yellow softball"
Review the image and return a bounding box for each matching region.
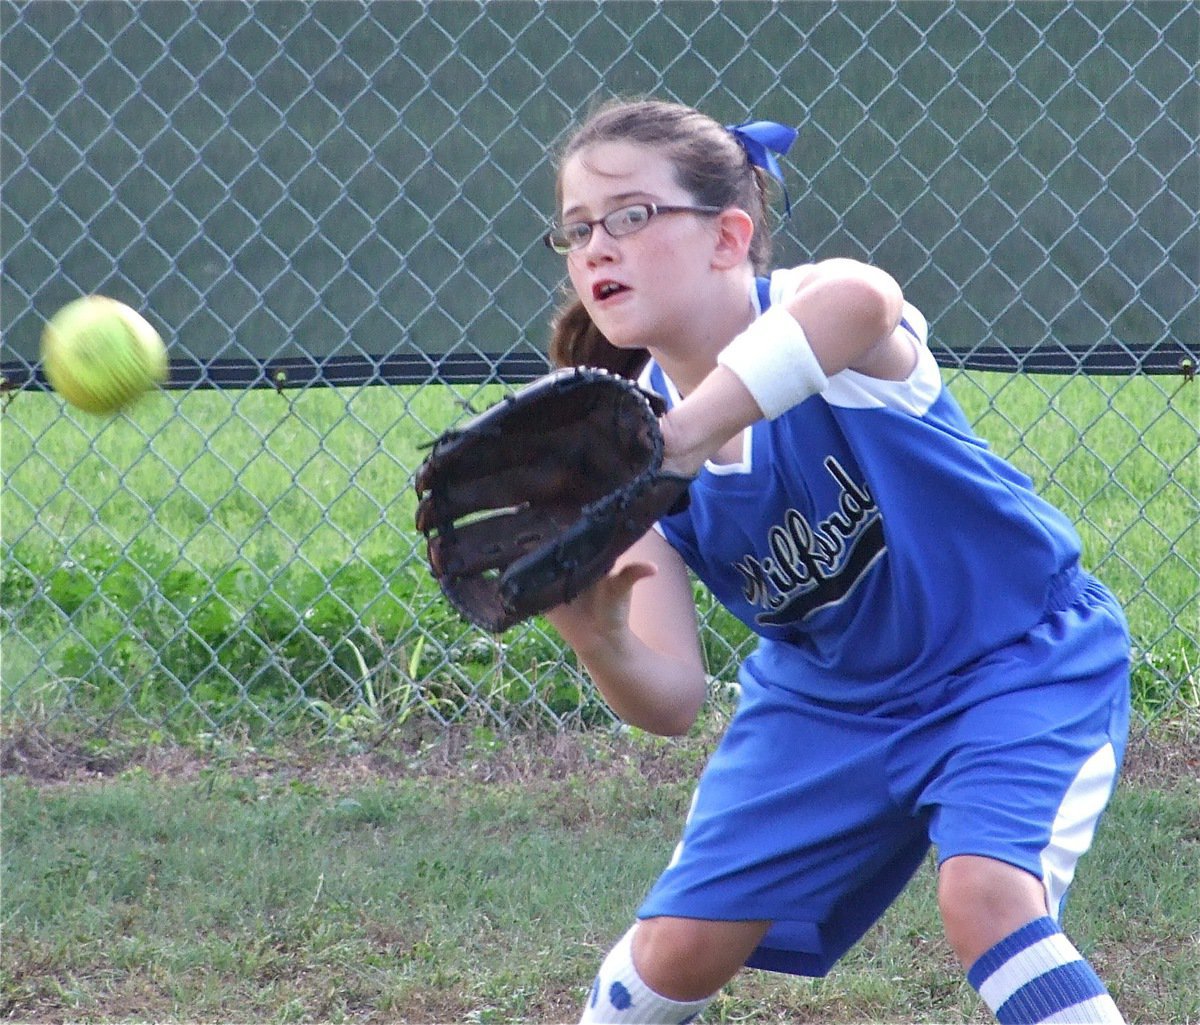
[41,296,167,414]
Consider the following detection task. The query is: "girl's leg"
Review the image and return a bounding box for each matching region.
[579,917,770,1024]
[939,854,1050,966]
[941,855,1124,1024]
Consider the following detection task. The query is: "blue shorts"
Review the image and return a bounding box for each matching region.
[637,573,1131,977]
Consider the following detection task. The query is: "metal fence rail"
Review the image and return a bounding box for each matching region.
[2,1,1196,738]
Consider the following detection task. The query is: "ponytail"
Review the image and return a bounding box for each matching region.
[548,297,649,379]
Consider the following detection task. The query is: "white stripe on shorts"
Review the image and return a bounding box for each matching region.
[1040,742,1117,918]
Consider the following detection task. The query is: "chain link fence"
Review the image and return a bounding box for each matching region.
[2,1,1196,741]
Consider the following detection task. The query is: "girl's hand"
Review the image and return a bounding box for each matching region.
[543,560,658,650]
[542,529,707,736]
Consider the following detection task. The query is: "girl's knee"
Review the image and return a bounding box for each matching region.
[938,855,1049,967]
[633,917,770,1001]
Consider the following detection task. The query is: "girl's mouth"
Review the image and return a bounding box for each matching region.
[593,280,629,301]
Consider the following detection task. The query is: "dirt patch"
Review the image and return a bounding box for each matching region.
[3,715,1196,795]
[0,717,716,793]
[1119,718,1200,791]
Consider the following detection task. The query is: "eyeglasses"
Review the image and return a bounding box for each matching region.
[543,202,723,254]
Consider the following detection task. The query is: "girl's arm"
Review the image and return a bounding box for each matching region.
[781,258,908,378]
[662,258,908,476]
[544,528,707,736]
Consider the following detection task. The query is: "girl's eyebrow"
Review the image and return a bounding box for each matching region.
[562,191,655,220]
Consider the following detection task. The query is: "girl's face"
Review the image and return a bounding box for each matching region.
[558,141,724,353]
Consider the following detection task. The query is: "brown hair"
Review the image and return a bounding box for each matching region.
[547,99,777,375]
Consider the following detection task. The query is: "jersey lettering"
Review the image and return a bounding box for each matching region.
[734,457,887,625]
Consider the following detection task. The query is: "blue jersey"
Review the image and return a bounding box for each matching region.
[640,271,1087,706]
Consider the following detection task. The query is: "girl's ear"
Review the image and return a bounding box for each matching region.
[710,207,756,270]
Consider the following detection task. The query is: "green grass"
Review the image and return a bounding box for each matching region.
[1,372,1197,734]
[1,727,1197,1023]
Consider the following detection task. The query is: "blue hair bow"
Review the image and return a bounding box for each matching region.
[726,119,799,215]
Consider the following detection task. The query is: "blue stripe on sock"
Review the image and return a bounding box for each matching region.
[995,960,1109,1024]
[967,916,1059,989]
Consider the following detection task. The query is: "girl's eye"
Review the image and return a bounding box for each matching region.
[612,206,649,230]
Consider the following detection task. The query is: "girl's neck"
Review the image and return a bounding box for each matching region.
[649,272,758,397]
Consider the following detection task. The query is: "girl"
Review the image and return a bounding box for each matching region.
[541,99,1130,1025]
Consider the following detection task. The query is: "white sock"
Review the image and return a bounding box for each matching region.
[579,924,714,1024]
[967,916,1124,1023]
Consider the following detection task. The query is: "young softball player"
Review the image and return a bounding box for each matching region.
[540,99,1131,1024]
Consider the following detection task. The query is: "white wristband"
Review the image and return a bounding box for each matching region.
[717,304,827,420]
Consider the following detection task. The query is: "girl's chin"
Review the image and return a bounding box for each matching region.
[604,334,649,351]
[591,322,642,350]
